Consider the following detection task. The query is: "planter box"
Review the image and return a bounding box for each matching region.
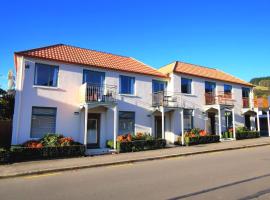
[0,150,11,164]
[185,135,220,146]
[236,131,260,140]
[0,145,86,164]
[107,139,166,153]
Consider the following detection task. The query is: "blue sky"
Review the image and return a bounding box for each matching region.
[0,0,270,89]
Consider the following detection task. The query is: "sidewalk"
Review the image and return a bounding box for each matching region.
[1,137,270,179]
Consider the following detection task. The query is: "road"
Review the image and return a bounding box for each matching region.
[1,146,270,200]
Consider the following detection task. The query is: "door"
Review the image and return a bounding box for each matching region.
[245,115,251,130]
[155,116,162,139]
[208,113,216,135]
[87,113,100,148]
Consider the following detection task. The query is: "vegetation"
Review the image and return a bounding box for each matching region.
[250,76,270,97]
[236,127,260,140]
[0,88,15,120]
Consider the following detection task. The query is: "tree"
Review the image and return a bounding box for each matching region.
[0,88,15,120]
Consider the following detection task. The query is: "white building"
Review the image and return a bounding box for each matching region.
[12,44,266,154]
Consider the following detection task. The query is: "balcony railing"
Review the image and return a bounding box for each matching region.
[80,83,117,104]
[254,97,269,109]
[152,91,182,107]
[205,92,234,106]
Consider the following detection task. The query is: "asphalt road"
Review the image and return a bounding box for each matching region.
[1,146,270,200]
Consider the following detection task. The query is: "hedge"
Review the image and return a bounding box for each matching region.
[107,139,166,153]
[184,135,220,146]
[236,131,260,140]
[0,145,86,164]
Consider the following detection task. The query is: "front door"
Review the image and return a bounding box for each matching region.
[155,116,162,139]
[245,115,251,130]
[87,113,100,148]
[208,113,216,135]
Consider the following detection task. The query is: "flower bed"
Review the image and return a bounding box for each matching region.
[236,127,260,140]
[107,133,166,153]
[0,134,85,164]
[177,128,220,146]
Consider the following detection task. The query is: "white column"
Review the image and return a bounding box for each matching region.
[267,110,270,137]
[161,106,165,140]
[113,105,118,150]
[180,109,184,146]
[232,108,236,139]
[218,106,222,139]
[84,104,88,146]
[256,110,261,132]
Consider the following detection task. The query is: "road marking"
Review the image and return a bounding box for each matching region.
[24,172,61,179]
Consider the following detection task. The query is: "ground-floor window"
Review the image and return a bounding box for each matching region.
[119,111,135,135]
[30,107,57,138]
[225,111,232,130]
[184,109,193,131]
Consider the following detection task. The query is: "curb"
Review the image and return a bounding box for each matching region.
[1,142,270,179]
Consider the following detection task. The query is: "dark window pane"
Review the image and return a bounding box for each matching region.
[31,107,57,138]
[183,109,193,130]
[83,70,105,85]
[242,87,250,98]
[205,81,216,94]
[120,75,135,94]
[119,111,135,135]
[181,78,192,94]
[152,80,166,93]
[34,63,58,87]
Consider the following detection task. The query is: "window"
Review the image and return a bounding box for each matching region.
[242,87,250,98]
[205,81,216,94]
[83,70,105,85]
[224,84,232,95]
[152,80,166,93]
[225,111,232,130]
[120,75,135,94]
[181,78,192,94]
[30,107,57,138]
[119,111,135,135]
[183,109,193,130]
[34,63,59,87]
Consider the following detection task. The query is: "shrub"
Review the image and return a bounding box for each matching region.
[41,133,62,147]
[184,135,220,146]
[107,139,166,153]
[236,127,260,140]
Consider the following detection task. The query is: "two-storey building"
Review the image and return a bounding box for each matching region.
[12,44,267,154]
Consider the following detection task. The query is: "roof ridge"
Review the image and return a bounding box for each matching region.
[15,44,64,54]
[61,44,130,58]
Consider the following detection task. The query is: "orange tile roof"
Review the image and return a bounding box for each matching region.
[159,61,253,87]
[15,44,167,78]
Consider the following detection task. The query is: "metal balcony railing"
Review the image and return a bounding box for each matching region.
[242,97,250,108]
[80,83,117,104]
[205,92,235,106]
[152,91,182,107]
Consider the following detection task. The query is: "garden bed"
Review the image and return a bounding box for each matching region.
[184,135,220,146]
[236,128,260,140]
[107,133,166,153]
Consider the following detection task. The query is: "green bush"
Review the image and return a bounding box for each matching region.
[107,139,166,153]
[184,135,220,146]
[236,130,260,140]
[0,148,10,163]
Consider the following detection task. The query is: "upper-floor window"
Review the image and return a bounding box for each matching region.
[152,80,166,93]
[181,78,192,94]
[31,107,57,138]
[242,87,250,98]
[34,63,59,87]
[120,75,135,95]
[83,70,105,85]
[205,81,216,94]
[224,84,232,96]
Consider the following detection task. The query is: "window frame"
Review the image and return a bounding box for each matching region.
[242,87,250,98]
[119,75,135,95]
[205,81,216,94]
[82,69,105,85]
[34,63,59,87]
[152,80,167,93]
[181,77,192,94]
[183,109,194,131]
[30,106,57,139]
[118,111,135,135]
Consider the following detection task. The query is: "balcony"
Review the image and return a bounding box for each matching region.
[80,83,117,104]
[152,91,182,107]
[242,97,250,108]
[205,92,234,106]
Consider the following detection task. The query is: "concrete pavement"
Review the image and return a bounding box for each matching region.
[1,137,270,179]
[1,145,270,199]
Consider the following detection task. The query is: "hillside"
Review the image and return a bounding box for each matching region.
[250,76,270,97]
